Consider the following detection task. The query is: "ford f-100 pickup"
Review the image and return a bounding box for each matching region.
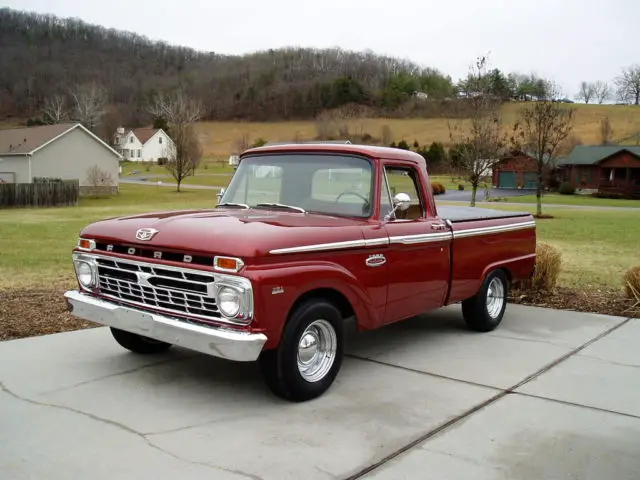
[64,143,536,401]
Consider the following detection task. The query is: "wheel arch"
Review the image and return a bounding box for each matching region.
[288,287,356,324]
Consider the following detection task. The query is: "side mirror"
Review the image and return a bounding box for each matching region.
[393,192,411,211]
[383,192,411,222]
[216,187,225,204]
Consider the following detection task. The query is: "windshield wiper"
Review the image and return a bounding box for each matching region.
[217,202,250,209]
[255,203,306,213]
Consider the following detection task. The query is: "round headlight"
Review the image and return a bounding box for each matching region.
[76,261,94,287]
[217,286,241,317]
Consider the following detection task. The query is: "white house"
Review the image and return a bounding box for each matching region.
[114,127,175,162]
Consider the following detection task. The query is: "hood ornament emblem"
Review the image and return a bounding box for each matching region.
[135,228,159,241]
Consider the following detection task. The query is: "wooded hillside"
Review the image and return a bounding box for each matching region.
[1,7,557,130]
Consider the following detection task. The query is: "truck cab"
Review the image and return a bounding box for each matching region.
[64,143,536,402]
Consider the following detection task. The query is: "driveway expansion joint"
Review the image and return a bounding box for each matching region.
[344,316,634,479]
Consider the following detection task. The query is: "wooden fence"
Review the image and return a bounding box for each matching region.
[0,181,79,208]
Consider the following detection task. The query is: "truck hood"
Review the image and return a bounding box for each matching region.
[80,208,370,259]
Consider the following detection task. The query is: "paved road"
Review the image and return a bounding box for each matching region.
[1,304,638,479]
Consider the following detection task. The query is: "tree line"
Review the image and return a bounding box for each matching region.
[0,8,599,129]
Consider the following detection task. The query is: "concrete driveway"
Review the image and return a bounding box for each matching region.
[1,304,638,479]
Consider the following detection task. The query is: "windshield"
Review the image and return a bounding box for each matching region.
[219,153,374,218]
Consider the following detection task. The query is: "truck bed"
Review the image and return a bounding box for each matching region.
[437,205,531,223]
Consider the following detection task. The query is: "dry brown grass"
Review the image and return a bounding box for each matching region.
[623,266,640,299]
[515,242,563,293]
[194,103,640,157]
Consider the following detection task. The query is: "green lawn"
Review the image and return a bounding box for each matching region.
[1,184,638,291]
[503,193,640,208]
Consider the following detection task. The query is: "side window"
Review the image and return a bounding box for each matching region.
[384,165,424,220]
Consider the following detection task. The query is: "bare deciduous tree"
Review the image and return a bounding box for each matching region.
[148,89,203,192]
[512,85,576,216]
[614,65,640,105]
[593,80,611,104]
[576,81,595,104]
[42,94,68,123]
[448,56,510,207]
[70,82,107,131]
[86,164,114,195]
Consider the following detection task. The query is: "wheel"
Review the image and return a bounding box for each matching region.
[461,269,508,332]
[110,327,173,354]
[259,299,344,402]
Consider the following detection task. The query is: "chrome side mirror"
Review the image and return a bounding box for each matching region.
[393,192,411,211]
[216,187,225,204]
[383,192,411,222]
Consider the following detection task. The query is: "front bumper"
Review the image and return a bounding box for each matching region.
[64,290,268,362]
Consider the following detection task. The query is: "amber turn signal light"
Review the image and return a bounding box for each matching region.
[214,256,245,273]
[77,238,96,251]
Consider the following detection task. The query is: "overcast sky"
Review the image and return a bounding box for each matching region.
[5,0,638,97]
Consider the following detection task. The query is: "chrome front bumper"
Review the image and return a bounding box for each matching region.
[64,290,268,362]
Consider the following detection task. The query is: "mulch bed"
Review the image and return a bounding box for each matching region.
[510,286,640,319]
[0,286,99,341]
[1,285,638,342]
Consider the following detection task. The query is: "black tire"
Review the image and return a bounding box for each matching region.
[110,327,173,354]
[259,299,344,402]
[461,269,509,332]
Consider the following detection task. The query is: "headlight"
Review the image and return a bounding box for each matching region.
[74,259,96,288]
[212,274,254,324]
[218,286,241,317]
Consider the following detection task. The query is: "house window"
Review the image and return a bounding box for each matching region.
[159,137,163,144]
[130,136,134,143]
[137,150,141,158]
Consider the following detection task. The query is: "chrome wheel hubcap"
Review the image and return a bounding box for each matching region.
[486,277,505,318]
[297,319,337,382]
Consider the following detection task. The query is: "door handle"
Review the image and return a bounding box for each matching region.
[431,223,447,230]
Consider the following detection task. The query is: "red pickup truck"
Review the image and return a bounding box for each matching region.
[64,143,536,401]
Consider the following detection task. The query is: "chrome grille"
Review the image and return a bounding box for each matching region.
[96,257,219,320]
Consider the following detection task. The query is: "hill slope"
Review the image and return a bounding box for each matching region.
[0,7,455,124]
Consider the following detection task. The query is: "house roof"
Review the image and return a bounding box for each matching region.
[130,127,159,144]
[558,145,640,166]
[0,123,76,154]
[0,123,122,158]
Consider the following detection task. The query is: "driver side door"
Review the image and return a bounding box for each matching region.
[380,162,451,324]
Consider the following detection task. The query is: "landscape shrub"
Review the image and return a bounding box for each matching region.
[531,243,563,291]
[623,266,640,299]
[515,242,562,293]
[431,182,446,195]
[558,182,575,195]
[458,184,465,191]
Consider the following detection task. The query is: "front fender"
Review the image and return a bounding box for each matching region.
[244,260,379,349]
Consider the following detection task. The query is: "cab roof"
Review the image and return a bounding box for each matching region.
[240,142,427,165]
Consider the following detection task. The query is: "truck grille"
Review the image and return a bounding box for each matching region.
[96,257,220,321]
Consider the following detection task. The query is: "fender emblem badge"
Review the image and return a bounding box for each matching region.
[365,254,386,267]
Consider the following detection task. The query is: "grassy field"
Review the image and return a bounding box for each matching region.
[498,193,640,208]
[193,103,640,157]
[0,183,639,291]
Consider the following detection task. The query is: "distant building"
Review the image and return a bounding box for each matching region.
[113,126,175,162]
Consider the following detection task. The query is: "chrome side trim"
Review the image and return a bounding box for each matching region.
[453,220,536,239]
[269,239,368,255]
[364,238,390,247]
[64,290,267,362]
[389,232,453,244]
[268,220,535,254]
